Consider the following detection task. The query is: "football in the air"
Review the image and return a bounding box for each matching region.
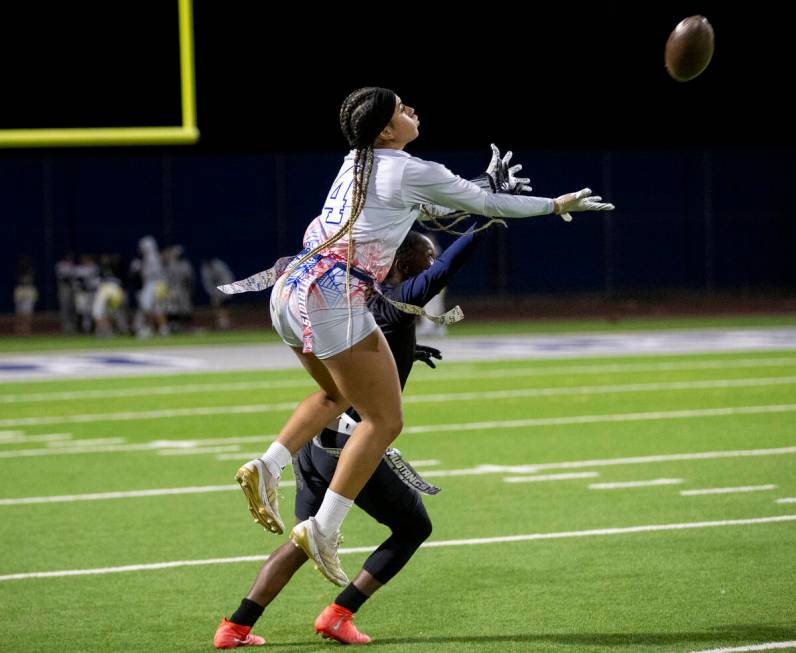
[664,15,715,82]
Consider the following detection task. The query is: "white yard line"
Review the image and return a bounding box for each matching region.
[681,485,777,496]
[402,376,796,405]
[0,423,793,470]
[1,514,793,582]
[155,434,274,447]
[0,403,297,428]
[157,445,242,456]
[404,404,796,435]
[433,356,796,380]
[775,498,796,504]
[5,405,796,461]
[689,641,796,652]
[0,434,276,459]
[3,377,796,428]
[503,472,599,483]
[47,438,125,448]
[215,452,263,461]
[492,446,796,474]
[0,481,297,506]
[0,379,313,404]
[3,445,793,506]
[4,397,796,431]
[4,356,796,404]
[0,442,185,459]
[590,479,683,489]
[0,433,72,444]
[0,485,237,505]
[0,434,275,459]
[53,442,796,468]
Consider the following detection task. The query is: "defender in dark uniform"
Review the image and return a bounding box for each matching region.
[214,225,485,648]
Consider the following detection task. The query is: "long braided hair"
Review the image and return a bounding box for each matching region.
[275,88,396,344]
[285,88,394,274]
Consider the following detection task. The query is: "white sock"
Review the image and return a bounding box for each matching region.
[259,442,292,479]
[314,489,353,535]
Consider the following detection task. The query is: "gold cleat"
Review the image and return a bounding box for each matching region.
[291,517,348,587]
[235,459,285,535]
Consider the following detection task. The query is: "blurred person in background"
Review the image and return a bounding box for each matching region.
[55,251,77,334]
[73,254,99,334]
[164,244,195,332]
[201,257,235,330]
[130,236,168,337]
[13,256,38,336]
[92,255,128,337]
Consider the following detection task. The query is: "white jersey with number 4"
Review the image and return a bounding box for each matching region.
[303,148,554,283]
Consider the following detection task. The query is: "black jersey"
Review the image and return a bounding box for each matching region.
[296,224,485,582]
[367,225,484,390]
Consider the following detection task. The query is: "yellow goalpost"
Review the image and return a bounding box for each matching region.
[0,0,198,148]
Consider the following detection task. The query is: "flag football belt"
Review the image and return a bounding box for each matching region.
[216,252,463,327]
[311,414,441,496]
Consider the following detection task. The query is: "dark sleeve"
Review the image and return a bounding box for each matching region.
[394,224,484,307]
[368,292,405,329]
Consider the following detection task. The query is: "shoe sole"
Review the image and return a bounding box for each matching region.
[235,464,284,535]
[291,522,348,587]
[315,629,371,645]
[315,624,372,646]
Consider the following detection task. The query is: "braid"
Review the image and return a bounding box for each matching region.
[343,146,373,342]
[276,89,384,348]
[338,93,358,150]
[279,145,373,280]
[419,210,507,236]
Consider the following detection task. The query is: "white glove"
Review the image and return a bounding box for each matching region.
[486,144,532,194]
[553,188,615,222]
[505,161,532,194]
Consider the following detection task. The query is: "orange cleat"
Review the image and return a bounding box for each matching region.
[314,603,371,645]
[213,618,266,649]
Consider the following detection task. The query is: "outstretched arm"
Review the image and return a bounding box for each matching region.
[420,144,532,220]
[395,225,483,308]
[404,157,613,220]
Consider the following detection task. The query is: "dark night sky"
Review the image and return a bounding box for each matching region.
[1,2,793,152]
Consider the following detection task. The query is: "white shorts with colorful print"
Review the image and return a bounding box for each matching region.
[269,256,377,359]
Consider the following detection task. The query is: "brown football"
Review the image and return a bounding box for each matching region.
[665,16,715,82]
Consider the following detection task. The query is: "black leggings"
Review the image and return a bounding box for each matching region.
[293,429,433,584]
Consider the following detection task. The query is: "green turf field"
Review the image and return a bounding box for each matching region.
[1,313,795,353]
[1,343,795,651]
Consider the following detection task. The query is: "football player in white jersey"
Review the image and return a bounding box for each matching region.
[236,87,615,586]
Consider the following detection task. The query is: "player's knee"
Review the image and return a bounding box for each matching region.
[378,417,403,444]
[396,511,432,546]
[414,512,432,543]
[365,413,403,442]
[386,414,404,439]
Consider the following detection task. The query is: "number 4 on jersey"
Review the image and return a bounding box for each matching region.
[322,168,353,225]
